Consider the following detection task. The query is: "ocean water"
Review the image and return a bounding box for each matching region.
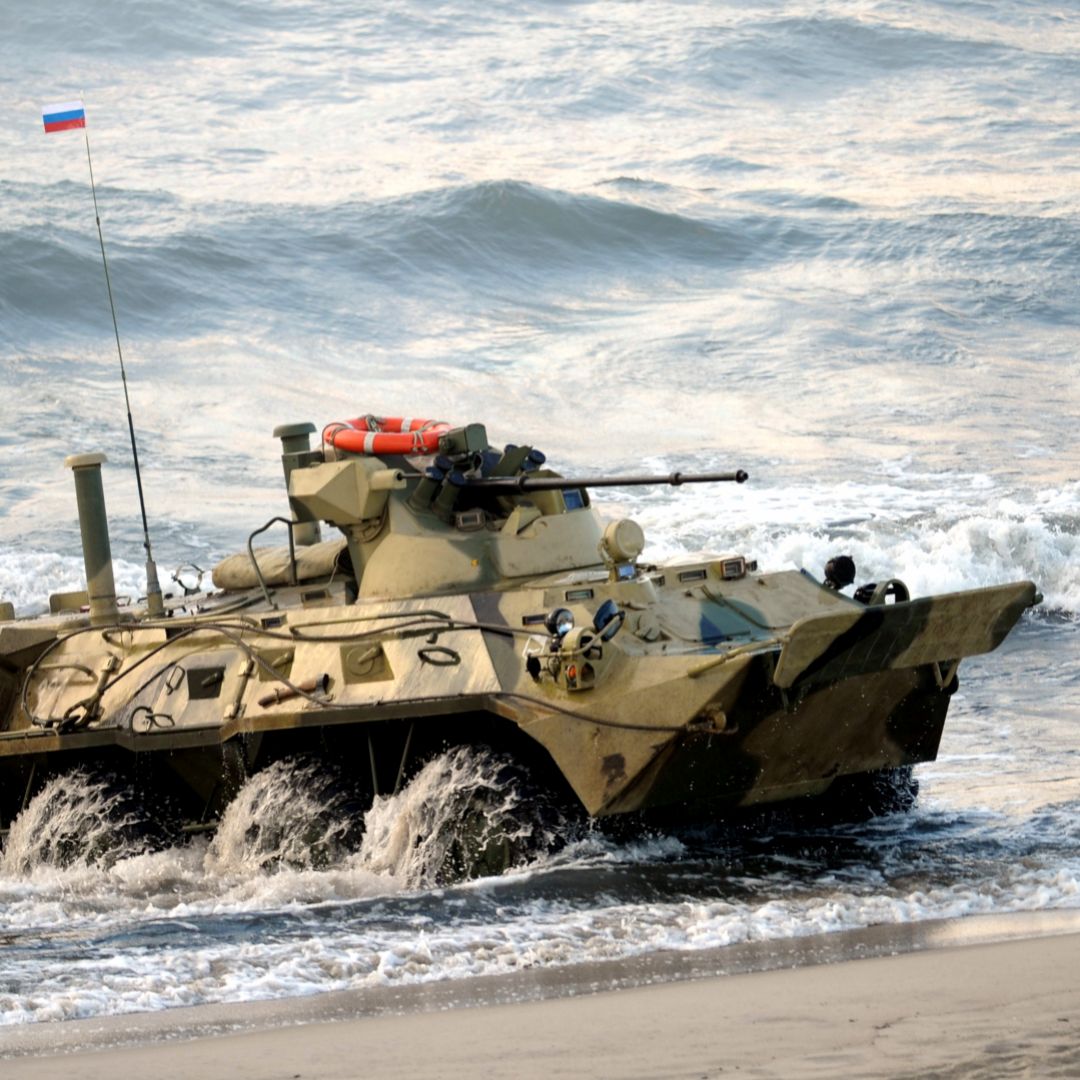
[0,0,1078,1026]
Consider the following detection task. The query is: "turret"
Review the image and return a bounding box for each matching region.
[276,419,747,601]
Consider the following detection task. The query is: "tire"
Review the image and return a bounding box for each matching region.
[207,756,366,873]
[818,765,920,823]
[359,745,570,886]
[1,766,172,874]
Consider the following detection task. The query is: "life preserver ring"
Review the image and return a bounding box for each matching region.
[323,416,450,456]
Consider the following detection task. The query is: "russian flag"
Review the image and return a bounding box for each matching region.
[42,99,86,134]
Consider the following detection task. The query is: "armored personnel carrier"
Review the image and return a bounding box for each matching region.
[0,416,1038,865]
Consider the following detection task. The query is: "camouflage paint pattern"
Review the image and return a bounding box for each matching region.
[0,423,1038,830]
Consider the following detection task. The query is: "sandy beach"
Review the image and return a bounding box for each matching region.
[4,911,1079,1079]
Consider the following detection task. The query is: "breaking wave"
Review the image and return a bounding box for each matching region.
[8,173,1076,353]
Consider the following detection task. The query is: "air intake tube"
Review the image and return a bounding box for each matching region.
[65,452,119,625]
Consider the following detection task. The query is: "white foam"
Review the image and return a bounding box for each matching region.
[0,550,148,617]
[603,474,1079,614]
[1,845,1077,1024]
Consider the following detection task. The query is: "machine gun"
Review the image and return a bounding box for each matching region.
[414,464,749,521]
[464,470,749,493]
[407,428,749,520]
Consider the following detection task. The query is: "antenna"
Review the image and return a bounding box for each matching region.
[44,98,164,616]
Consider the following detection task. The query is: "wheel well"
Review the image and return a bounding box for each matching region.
[251,710,581,810]
[0,711,584,835]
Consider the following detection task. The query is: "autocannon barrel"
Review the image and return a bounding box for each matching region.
[465,470,748,493]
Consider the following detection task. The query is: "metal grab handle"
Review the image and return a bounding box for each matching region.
[246,516,299,610]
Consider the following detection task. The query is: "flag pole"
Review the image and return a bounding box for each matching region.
[79,114,165,617]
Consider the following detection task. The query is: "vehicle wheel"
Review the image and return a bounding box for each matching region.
[0,766,170,874]
[820,765,920,822]
[359,745,570,886]
[207,756,366,873]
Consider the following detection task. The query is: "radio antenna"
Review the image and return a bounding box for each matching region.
[43,98,164,616]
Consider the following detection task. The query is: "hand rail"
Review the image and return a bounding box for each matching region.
[246,516,298,610]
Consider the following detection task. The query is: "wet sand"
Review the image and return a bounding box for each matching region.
[4,912,1080,1079]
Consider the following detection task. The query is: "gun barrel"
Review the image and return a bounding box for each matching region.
[466,470,748,493]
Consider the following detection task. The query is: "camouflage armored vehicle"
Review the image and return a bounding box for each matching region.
[0,416,1038,867]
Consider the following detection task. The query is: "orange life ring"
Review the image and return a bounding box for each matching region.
[323,416,450,456]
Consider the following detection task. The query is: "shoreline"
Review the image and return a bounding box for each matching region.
[4,908,1080,1077]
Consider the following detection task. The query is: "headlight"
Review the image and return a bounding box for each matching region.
[544,607,574,637]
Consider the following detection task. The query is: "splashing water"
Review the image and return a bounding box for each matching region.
[0,770,150,875]
[2,750,566,891]
[356,746,569,888]
[205,749,563,885]
[206,757,365,874]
